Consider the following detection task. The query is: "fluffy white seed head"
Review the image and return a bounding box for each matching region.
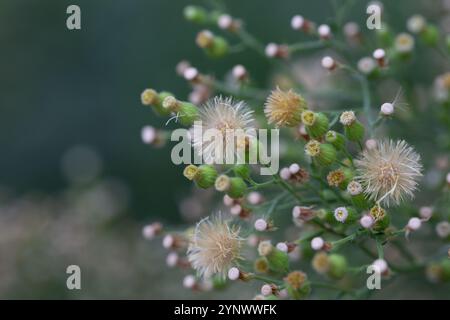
[311,237,325,250]
[187,216,243,278]
[419,206,433,219]
[280,167,292,180]
[355,140,423,207]
[372,259,388,274]
[360,214,375,229]
[321,56,335,70]
[254,218,268,231]
[407,217,422,231]
[227,267,240,281]
[380,102,394,116]
[276,242,288,253]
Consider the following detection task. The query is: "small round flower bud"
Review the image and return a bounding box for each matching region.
[421,24,439,46]
[289,163,301,175]
[328,254,348,279]
[284,271,310,300]
[166,252,179,268]
[183,67,200,82]
[321,56,336,71]
[265,43,289,59]
[141,88,159,106]
[254,257,269,273]
[218,14,233,30]
[230,204,242,216]
[227,267,240,281]
[261,284,277,296]
[357,57,377,74]
[292,206,315,221]
[312,252,330,274]
[276,242,288,253]
[407,14,426,34]
[360,214,375,228]
[215,175,231,192]
[142,222,163,240]
[311,237,325,251]
[183,275,197,289]
[436,221,450,239]
[254,218,269,231]
[372,259,388,274]
[223,194,235,207]
[446,172,450,185]
[419,206,433,220]
[380,102,394,116]
[340,111,365,141]
[141,126,156,144]
[227,177,247,199]
[334,207,349,223]
[280,167,292,181]
[305,140,337,167]
[325,130,345,150]
[318,24,331,39]
[395,33,415,54]
[258,240,273,256]
[247,191,264,205]
[301,111,329,138]
[291,15,304,30]
[183,5,207,24]
[176,60,191,76]
[196,30,214,48]
[373,48,387,67]
[370,205,390,231]
[232,64,248,81]
[162,234,175,249]
[343,22,360,40]
[407,217,422,231]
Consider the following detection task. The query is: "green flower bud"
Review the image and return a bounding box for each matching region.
[212,275,227,290]
[325,130,346,150]
[440,260,450,282]
[327,254,348,279]
[207,36,229,58]
[284,271,310,300]
[340,111,365,141]
[420,24,439,46]
[254,257,270,274]
[346,180,368,209]
[227,177,247,199]
[140,89,172,116]
[196,165,218,188]
[376,23,394,47]
[305,140,337,167]
[215,175,247,198]
[233,164,251,180]
[301,111,329,138]
[446,35,450,52]
[162,96,198,126]
[266,248,290,273]
[334,206,357,225]
[208,10,224,24]
[183,5,208,24]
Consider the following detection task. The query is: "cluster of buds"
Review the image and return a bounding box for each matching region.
[279,163,309,183]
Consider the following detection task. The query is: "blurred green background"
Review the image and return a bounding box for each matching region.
[0,0,448,299]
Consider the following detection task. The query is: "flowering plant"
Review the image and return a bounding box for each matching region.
[140,1,450,299]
